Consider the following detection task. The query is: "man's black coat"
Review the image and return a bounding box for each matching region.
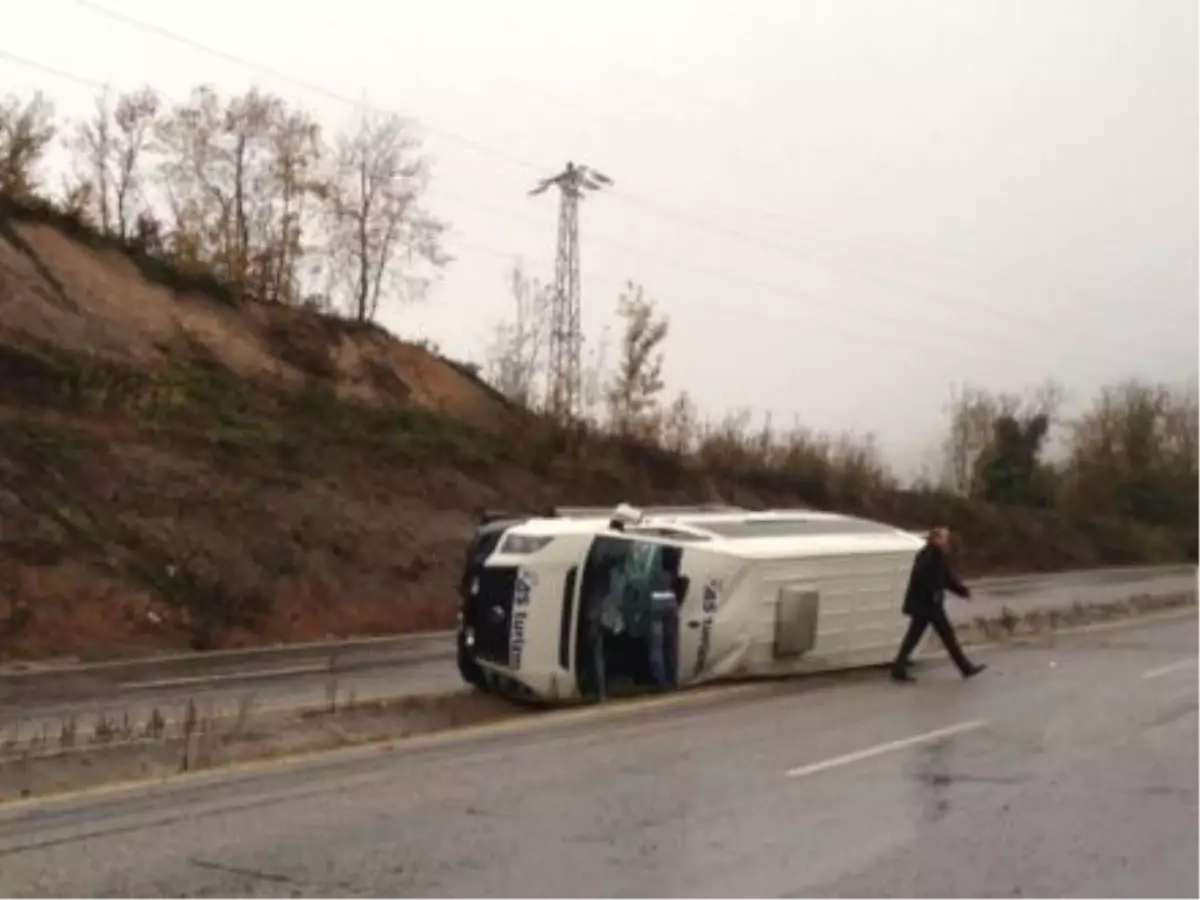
[902,543,970,618]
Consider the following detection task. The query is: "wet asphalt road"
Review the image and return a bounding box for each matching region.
[2,565,1195,739]
[0,613,1194,897]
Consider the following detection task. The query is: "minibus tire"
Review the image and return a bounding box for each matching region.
[457,642,488,692]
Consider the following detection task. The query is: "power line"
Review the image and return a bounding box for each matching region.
[601,189,1182,350]
[291,5,1135,312]
[0,47,107,91]
[0,44,1168,379]
[444,241,1070,383]
[71,0,550,177]
[432,187,1162,373]
[283,5,661,145]
[45,5,1184,351]
[0,59,1056,383]
[622,189,1177,330]
[283,7,1182,340]
[481,8,1182,319]
[485,7,1166,285]
[1,43,1058,367]
[69,0,1169,346]
[441,180,1200,362]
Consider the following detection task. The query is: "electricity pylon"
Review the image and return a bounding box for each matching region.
[529,161,612,420]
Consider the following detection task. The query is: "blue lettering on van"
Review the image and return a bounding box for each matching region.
[510,607,528,669]
[509,569,538,668]
[514,569,537,607]
[694,616,713,676]
[702,578,722,614]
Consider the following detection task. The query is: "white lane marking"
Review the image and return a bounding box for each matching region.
[119,664,329,691]
[1140,658,1198,681]
[785,720,989,780]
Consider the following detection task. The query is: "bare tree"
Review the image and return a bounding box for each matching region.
[485,263,550,407]
[325,110,448,322]
[606,281,669,439]
[661,390,699,455]
[580,324,612,428]
[824,431,894,499]
[263,106,323,304]
[223,88,284,289]
[1162,379,1199,473]
[153,86,333,302]
[1063,379,1198,528]
[66,88,113,232]
[696,407,755,471]
[938,383,1020,496]
[932,378,1068,504]
[155,86,282,287]
[0,92,56,201]
[65,86,160,238]
[111,88,161,240]
[155,85,235,269]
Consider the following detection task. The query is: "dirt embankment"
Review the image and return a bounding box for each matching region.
[0,205,1191,662]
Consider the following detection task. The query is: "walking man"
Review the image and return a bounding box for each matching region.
[891,526,987,683]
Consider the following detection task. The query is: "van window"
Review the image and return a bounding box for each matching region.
[680,516,896,538]
[626,526,711,542]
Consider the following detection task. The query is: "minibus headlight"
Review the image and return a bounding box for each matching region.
[500,534,555,554]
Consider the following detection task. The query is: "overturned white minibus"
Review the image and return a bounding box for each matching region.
[454,505,924,704]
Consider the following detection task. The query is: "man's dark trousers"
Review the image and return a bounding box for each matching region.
[893,603,973,675]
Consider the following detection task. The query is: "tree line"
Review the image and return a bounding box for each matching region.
[934,379,1197,540]
[485,269,674,440]
[486,265,1197,542]
[485,267,899,502]
[0,86,448,321]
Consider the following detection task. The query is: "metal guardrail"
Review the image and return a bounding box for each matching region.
[1,565,1193,689]
[968,563,1198,589]
[0,630,456,683]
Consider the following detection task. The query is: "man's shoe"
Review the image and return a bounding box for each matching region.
[962,663,988,679]
[890,667,915,683]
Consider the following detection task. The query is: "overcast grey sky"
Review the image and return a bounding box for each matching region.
[3,0,1196,477]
